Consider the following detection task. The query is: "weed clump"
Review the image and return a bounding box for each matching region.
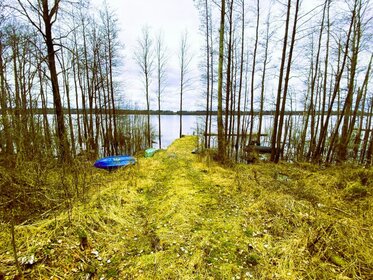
[343,182,369,200]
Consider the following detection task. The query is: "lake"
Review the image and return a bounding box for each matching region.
[150,115,205,148]
[149,114,284,149]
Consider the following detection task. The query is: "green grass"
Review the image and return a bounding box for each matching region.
[1,136,372,279]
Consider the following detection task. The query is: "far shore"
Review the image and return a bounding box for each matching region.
[2,108,366,116]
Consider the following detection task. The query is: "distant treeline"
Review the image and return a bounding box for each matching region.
[2,109,370,116]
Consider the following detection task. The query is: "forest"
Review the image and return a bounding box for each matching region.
[0,0,372,279]
[196,0,372,164]
[0,0,372,164]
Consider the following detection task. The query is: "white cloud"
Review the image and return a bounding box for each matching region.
[92,0,203,111]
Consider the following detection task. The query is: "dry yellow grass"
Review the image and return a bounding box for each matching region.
[1,136,372,279]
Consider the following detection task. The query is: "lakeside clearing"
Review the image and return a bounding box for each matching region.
[1,136,372,279]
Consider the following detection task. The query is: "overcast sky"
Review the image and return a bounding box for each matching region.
[92,0,203,111]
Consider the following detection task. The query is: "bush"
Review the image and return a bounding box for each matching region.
[0,158,95,224]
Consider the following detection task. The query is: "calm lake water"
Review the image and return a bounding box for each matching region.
[149,114,283,148]
[150,115,205,148]
[153,113,338,150]
[66,113,328,151]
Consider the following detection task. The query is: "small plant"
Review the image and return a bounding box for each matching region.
[243,228,254,237]
[78,228,88,250]
[246,253,260,266]
[329,254,347,267]
[243,145,259,163]
[357,170,372,186]
[344,182,368,200]
[106,267,119,277]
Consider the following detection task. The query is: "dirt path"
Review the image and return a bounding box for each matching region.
[125,136,241,278]
[108,136,255,279]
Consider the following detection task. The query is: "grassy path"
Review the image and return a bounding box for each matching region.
[0,136,372,279]
[125,137,250,279]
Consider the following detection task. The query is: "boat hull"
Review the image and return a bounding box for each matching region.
[94,155,136,171]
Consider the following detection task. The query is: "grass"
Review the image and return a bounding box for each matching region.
[0,136,372,279]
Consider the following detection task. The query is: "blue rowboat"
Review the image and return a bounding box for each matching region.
[94,155,136,171]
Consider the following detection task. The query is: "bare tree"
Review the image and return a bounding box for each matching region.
[235,0,245,161]
[178,30,193,138]
[313,3,356,163]
[336,0,363,162]
[195,0,213,148]
[224,0,234,149]
[135,26,154,147]
[155,31,168,148]
[298,0,328,161]
[100,2,121,154]
[275,0,300,162]
[248,0,260,144]
[0,31,13,155]
[257,6,272,146]
[16,0,70,161]
[270,0,292,162]
[217,0,226,160]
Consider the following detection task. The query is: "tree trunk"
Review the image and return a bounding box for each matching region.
[361,99,373,164]
[217,0,226,160]
[313,7,355,163]
[42,0,70,161]
[235,0,245,161]
[353,55,372,160]
[203,0,210,149]
[300,0,326,160]
[249,0,260,145]
[258,10,271,147]
[337,1,360,162]
[0,38,13,155]
[270,0,291,162]
[61,47,76,157]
